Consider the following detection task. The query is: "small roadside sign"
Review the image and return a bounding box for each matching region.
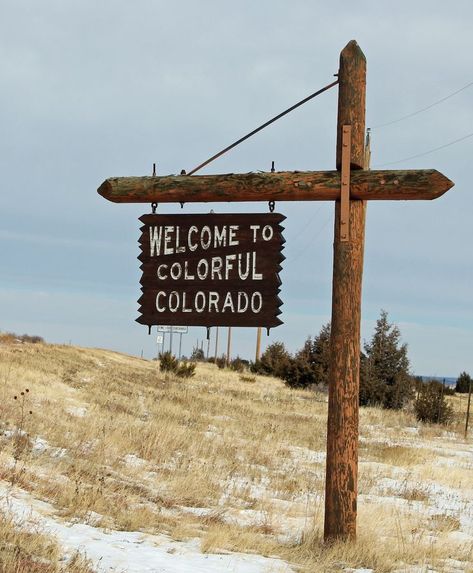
[157,325,188,334]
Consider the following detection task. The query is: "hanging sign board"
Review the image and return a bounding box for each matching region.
[137,213,285,329]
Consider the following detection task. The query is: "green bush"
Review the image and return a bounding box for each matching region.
[360,310,414,409]
[414,380,453,425]
[191,347,205,362]
[215,355,227,369]
[159,351,179,373]
[176,362,196,378]
[455,371,472,394]
[251,341,291,379]
[159,351,195,379]
[283,323,331,389]
[230,356,248,373]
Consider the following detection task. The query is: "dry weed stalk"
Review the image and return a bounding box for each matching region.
[0,342,471,571]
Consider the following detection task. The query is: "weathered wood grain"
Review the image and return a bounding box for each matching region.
[324,39,365,542]
[98,169,453,203]
[137,213,285,329]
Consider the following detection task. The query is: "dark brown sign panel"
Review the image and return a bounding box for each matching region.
[137,213,285,329]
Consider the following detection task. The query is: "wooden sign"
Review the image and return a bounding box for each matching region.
[137,213,285,329]
[98,40,454,542]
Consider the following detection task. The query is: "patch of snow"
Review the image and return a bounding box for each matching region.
[0,482,294,573]
[51,447,68,459]
[449,530,473,543]
[123,454,147,468]
[212,415,233,422]
[66,406,87,417]
[32,437,49,453]
[220,476,271,503]
[404,427,419,434]
[204,425,220,438]
[287,445,326,464]
[2,429,27,439]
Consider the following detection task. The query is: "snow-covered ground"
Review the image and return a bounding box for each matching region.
[0,483,294,573]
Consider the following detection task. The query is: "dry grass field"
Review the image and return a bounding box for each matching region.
[0,338,472,572]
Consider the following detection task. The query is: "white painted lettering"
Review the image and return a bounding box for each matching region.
[251,292,263,313]
[238,252,250,280]
[214,226,227,248]
[225,254,236,279]
[164,226,174,255]
[262,225,273,241]
[184,261,195,280]
[228,225,239,246]
[149,226,163,256]
[237,292,249,313]
[195,291,206,312]
[197,259,209,280]
[222,291,235,312]
[157,264,168,280]
[169,291,179,312]
[188,226,198,251]
[250,224,260,243]
[175,226,185,253]
[209,291,220,312]
[211,256,223,280]
[201,226,211,250]
[156,291,166,312]
[170,262,182,280]
[251,251,263,280]
[182,292,192,312]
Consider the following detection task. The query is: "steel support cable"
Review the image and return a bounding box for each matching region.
[187,79,339,176]
[371,80,473,130]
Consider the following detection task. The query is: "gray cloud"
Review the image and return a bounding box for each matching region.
[1,0,472,375]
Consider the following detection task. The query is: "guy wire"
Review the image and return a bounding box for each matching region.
[187,78,339,176]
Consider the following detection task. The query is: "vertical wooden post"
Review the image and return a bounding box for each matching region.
[226,326,232,367]
[465,377,472,439]
[324,40,366,542]
[255,327,262,362]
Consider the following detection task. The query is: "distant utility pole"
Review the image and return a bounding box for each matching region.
[255,327,262,362]
[226,327,232,367]
[178,333,183,359]
[465,377,472,439]
[169,328,174,355]
[214,327,219,362]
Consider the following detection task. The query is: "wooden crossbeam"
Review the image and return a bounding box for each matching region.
[98,169,453,204]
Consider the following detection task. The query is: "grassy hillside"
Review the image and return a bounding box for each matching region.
[0,340,472,572]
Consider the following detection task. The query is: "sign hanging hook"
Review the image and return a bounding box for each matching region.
[151,163,158,214]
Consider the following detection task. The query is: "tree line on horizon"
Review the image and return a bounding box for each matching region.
[251,310,471,425]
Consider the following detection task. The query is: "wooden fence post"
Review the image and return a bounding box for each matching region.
[324,40,366,541]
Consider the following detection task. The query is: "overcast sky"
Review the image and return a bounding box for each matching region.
[1,1,472,377]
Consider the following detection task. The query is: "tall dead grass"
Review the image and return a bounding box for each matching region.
[0,341,472,572]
